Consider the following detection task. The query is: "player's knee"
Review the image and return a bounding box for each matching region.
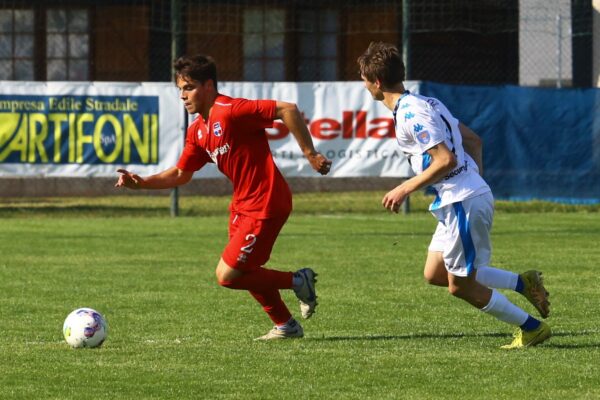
[215,268,229,287]
[424,271,440,286]
[424,269,448,287]
[217,278,234,288]
[215,262,245,288]
[215,269,232,288]
[448,276,478,299]
[447,282,466,298]
[424,275,438,286]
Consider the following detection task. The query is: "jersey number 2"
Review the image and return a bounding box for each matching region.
[241,234,257,254]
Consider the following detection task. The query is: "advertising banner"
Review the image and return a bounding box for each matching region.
[0,82,183,177]
[0,81,414,178]
[215,81,415,178]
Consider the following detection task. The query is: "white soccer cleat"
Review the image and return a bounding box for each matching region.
[293,268,318,319]
[255,320,304,341]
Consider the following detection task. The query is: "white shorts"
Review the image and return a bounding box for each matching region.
[428,192,494,277]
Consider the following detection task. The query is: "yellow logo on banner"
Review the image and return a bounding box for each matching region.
[0,96,159,165]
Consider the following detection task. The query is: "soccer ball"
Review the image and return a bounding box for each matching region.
[63,308,108,348]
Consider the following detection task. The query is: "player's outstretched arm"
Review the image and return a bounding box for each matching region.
[275,101,332,175]
[458,122,483,175]
[115,166,193,190]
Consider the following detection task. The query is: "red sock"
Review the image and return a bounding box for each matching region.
[218,267,293,292]
[249,289,292,325]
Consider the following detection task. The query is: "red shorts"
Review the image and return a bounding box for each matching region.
[222,213,288,271]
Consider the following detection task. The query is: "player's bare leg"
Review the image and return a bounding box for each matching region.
[425,253,550,320]
[447,272,492,308]
[215,258,293,292]
[215,258,244,282]
[448,271,550,348]
[423,252,514,290]
[215,258,304,340]
[423,251,449,287]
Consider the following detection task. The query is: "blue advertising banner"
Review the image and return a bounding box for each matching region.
[420,82,600,204]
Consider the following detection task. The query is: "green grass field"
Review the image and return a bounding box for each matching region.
[1,192,599,399]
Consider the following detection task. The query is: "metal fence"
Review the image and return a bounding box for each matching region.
[0,0,595,87]
[0,0,597,210]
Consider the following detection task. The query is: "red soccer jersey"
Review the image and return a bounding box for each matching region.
[176,94,292,219]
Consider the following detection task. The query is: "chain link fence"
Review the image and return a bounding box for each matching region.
[0,0,597,206]
[0,0,595,87]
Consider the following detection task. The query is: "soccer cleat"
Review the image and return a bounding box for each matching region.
[293,268,318,319]
[254,321,304,341]
[501,321,551,349]
[520,270,550,319]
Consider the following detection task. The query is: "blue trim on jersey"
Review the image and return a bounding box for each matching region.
[392,90,411,128]
[422,152,432,170]
[430,191,442,210]
[453,202,476,275]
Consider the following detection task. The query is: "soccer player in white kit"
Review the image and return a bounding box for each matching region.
[358,42,551,349]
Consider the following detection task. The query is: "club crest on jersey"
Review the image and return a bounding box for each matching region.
[197,128,203,140]
[213,122,223,137]
[416,130,431,144]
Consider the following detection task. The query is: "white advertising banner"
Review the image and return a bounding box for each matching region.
[0,81,183,177]
[221,81,415,178]
[0,81,415,178]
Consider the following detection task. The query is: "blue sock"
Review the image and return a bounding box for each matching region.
[520,315,541,331]
[515,276,524,293]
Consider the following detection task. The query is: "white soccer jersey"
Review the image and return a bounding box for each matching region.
[393,91,490,210]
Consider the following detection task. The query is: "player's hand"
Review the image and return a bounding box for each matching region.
[307,152,332,175]
[115,169,143,189]
[382,185,409,213]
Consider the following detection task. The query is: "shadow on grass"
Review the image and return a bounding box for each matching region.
[311,330,600,349]
[543,330,600,349]
[310,332,507,342]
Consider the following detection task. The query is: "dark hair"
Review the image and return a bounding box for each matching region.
[174,54,218,89]
[357,42,405,88]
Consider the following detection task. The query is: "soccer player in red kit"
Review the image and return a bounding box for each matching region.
[116,55,332,340]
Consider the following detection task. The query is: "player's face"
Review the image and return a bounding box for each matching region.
[361,74,384,101]
[176,76,213,114]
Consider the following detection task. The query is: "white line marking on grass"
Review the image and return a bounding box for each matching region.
[144,337,194,345]
[315,214,395,222]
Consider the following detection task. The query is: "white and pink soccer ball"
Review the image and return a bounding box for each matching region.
[63,308,108,348]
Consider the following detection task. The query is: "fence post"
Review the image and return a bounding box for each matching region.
[170,0,184,217]
[401,196,410,214]
[402,0,411,80]
[402,1,411,215]
[556,14,562,89]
